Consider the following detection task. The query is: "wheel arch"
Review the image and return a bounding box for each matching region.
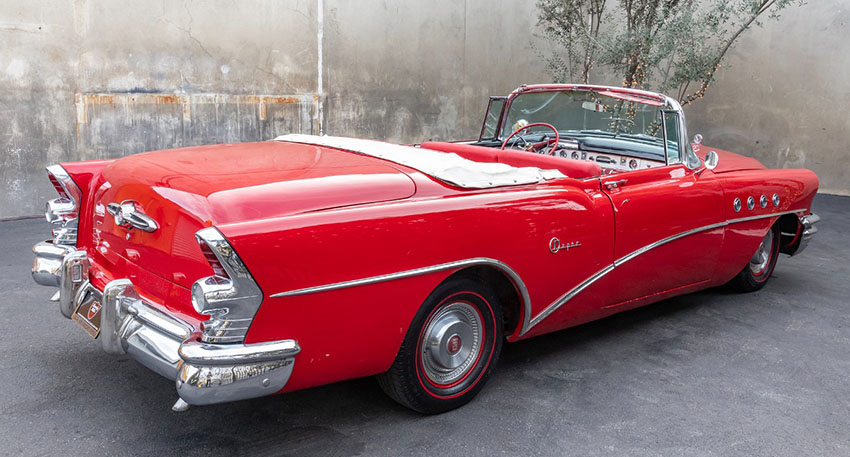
[443,262,530,338]
[777,213,802,255]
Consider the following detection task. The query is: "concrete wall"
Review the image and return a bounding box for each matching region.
[0,0,846,219]
[1,0,321,219]
[1,0,548,218]
[685,0,850,196]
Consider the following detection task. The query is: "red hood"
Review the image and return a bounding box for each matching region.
[702,146,766,173]
[90,141,416,288]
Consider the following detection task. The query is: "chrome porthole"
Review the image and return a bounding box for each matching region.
[760,195,768,208]
[420,301,482,386]
[749,229,774,276]
[733,198,742,212]
[772,193,780,207]
[747,196,755,210]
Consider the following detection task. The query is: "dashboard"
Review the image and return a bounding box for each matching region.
[553,141,664,172]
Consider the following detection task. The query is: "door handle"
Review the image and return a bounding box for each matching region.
[604,179,628,189]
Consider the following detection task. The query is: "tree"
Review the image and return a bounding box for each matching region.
[535,0,805,106]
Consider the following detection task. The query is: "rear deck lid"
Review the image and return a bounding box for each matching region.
[90,141,416,290]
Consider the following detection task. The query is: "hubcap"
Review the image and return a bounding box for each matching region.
[749,230,774,276]
[421,301,482,386]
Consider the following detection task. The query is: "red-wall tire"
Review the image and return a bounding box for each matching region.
[727,224,781,293]
[376,277,503,414]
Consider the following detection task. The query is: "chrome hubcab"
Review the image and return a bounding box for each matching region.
[421,301,482,385]
[749,230,774,275]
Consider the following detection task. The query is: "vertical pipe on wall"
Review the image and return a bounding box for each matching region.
[316,0,324,135]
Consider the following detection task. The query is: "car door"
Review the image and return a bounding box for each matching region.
[597,112,725,310]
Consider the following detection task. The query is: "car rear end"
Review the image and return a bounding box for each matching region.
[31,162,300,410]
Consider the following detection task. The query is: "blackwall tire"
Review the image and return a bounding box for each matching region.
[377,277,503,414]
[727,224,781,293]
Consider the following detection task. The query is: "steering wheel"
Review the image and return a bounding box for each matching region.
[501,122,560,155]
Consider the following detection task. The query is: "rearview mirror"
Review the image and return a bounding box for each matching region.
[704,150,719,170]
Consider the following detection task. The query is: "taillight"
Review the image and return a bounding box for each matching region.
[45,165,82,246]
[191,227,263,343]
[48,173,70,200]
[198,241,229,278]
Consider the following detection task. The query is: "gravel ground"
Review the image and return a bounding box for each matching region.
[1,194,848,457]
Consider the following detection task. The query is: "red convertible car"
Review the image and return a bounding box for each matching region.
[32,84,819,414]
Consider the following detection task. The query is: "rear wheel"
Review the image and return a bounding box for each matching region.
[727,224,781,292]
[377,278,503,414]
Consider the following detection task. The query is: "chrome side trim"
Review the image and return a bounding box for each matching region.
[528,264,614,329]
[613,221,728,267]
[726,209,806,225]
[521,208,807,335]
[267,209,806,338]
[271,257,534,336]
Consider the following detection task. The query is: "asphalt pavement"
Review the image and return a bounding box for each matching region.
[1,194,848,457]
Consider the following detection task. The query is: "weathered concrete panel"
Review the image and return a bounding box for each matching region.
[73,0,318,95]
[684,0,850,196]
[323,0,549,143]
[74,93,316,159]
[0,0,319,218]
[1,0,78,219]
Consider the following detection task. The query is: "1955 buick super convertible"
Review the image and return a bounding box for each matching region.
[32,84,819,414]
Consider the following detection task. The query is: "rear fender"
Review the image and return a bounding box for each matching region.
[58,160,115,249]
[59,160,115,198]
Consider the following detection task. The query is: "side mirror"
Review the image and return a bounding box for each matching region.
[704,150,719,170]
[693,134,703,145]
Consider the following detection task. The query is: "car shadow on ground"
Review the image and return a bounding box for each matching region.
[45,286,730,456]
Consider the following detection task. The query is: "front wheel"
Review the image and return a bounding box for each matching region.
[377,278,503,414]
[727,224,781,292]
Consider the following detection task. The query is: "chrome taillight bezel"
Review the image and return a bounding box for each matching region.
[192,227,263,344]
[45,165,81,246]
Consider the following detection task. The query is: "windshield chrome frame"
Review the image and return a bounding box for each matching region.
[489,84,701,171]
[479,96,507,141]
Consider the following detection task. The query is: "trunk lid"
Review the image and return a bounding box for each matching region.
[89,141,416,289]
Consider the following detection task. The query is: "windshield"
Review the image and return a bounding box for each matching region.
[501,90,675,159]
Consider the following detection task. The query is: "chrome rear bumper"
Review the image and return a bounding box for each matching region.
[31,241,300,407]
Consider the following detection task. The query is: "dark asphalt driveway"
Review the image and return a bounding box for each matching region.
[1,194,848,457]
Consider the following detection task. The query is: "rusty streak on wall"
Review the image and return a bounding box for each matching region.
[73,92,317,159]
